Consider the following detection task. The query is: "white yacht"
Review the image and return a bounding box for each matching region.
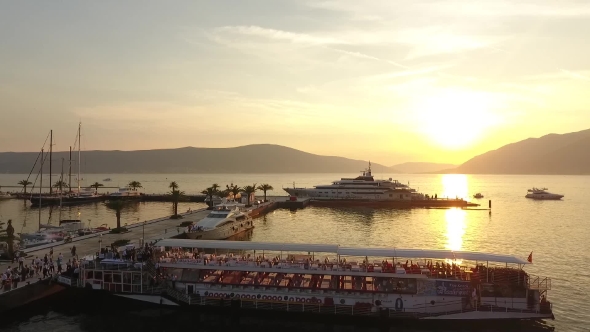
[109,187,141,198]
[284,162,421,201]
[525,188,564,200]
[187,202,254,240]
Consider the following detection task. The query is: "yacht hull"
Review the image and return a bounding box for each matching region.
[525,195,563,200]
[309,199,478,208]
[186,222,254,240]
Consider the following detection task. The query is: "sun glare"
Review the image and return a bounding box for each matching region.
[412,89,501,149]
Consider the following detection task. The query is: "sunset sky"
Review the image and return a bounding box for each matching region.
[1,1,590,165]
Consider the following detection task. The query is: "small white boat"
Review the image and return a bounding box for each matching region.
[103,178,112,182]
[473,193,484,199]
[187,201,254,240]
[0,192,12,200]
[525,188,563,200]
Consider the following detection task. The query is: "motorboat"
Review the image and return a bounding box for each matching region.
[186,201,254,240]
[109,187,142,199]
[103,178,112,182]
[473,193,484,199]
[525,188,564,200]
[284,162,421,202]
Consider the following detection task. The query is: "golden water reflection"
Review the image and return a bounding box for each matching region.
[441,174,469,257]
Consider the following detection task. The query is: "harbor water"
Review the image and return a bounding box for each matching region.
[0,173,588,331]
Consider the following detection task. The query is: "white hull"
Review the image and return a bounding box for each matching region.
[525,194,563,200]
[284,188,419,201]
[188,221,254,240]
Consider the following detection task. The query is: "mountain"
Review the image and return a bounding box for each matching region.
[391,162,457,174]
[0,144,399,174]
[450,129,590,175]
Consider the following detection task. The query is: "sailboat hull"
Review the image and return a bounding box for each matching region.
[30,195,104,206]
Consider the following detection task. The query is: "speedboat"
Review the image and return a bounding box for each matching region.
[186,201,254,240]
[525,188,564,200]
[473,193,484,199]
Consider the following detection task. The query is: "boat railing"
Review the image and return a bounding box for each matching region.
[527,274,551,291]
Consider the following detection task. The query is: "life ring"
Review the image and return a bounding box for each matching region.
[289,297,295,302]
[395,298,404,311]
[305,298,311,303]
[272,296,277,301]
[262,295,268,300]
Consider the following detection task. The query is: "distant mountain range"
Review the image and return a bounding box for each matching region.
[448,128,590,175]
[392,162,457,174]
[0,144,398,174]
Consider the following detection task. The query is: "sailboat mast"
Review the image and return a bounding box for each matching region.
[59,158,64,222]
[39,148,44,229]
[69,146,72,191]
[49,130,52,194]
[77,122,81,194]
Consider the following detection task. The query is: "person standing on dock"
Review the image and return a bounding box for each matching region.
[71,245,76,257]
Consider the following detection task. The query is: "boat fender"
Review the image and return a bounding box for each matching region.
[305,298,311,303]
[375,300,382,306]
[230,292,235,298]
[340,299,345,304]
[272,296,277,301]
[430,300,435,305]
[263,295,268,300]
[395,298,403,311]
[213,293,218,297]
[317,299,322,304]
[204,291,209,296]
[289,297,295,302]
[284,295,289,301]
[257,294,261,299]
[296,297,301,302]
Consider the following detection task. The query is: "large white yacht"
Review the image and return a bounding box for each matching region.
[186,201,254,240]
[525,188,564,200]
[284,162,422,201]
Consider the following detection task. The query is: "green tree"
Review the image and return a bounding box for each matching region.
[256,183,274,202]
[217,188,229,199]
[242,183,257,206]
[201,187,217,207]
[105,200,128,230]
[90,182,104,194]
[17,180,32,194]
[53,180,69,192]
[169,189,186,217]
[128,181,142,191]
[227,184,242,201]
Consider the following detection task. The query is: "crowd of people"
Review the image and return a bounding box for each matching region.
[1,246,82,292]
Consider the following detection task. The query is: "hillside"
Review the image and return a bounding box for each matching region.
[0,144,399,174]
[392,162,457,174]
[451,129,590,175]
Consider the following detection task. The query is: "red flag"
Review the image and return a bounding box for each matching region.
[527,252,533,263]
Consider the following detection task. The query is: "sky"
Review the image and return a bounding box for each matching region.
[1,0,590,166]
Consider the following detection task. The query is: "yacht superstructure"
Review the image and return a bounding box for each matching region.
[186,202,254,240]
[525,188,564,200]
[284,163,422,201]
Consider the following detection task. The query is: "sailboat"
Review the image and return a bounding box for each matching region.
[30,123,103,206]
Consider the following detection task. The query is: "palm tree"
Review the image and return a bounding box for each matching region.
[53,180,69,193]
[228,184,242,201]
[217,188,229,199]
[105,200,128,230]
[90,182,104,194]
[212,183,220,192]
[169,189,186,217]
[169,181,179,192]
[17,180,32,194]
[256,183,274,202]
[242,183,257,206]
[201,187,217,207]
[128,181,142,191]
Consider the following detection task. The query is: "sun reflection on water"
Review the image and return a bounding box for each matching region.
[441,174,469,264]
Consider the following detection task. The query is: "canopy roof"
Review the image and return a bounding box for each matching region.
[154,239,529,264]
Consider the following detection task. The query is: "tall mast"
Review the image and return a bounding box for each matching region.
[59,157,64,222]
[77,122,81,194]
[49,129,53,194]
[68,146,72,191]
[39,148,44,230]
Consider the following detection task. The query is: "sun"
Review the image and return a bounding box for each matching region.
[412,89,500,149]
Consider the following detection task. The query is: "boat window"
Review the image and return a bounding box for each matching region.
[206,213,229,218]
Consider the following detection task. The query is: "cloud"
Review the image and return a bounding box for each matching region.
[213,25,344,45]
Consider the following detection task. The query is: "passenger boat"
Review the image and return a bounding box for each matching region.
[525,188,563,200]
[473,193,484,199]
[80,240,554,321]
[185,202,254,240]
[109,187,142,200]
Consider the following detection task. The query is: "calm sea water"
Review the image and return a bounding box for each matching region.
[0,173,588,331]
